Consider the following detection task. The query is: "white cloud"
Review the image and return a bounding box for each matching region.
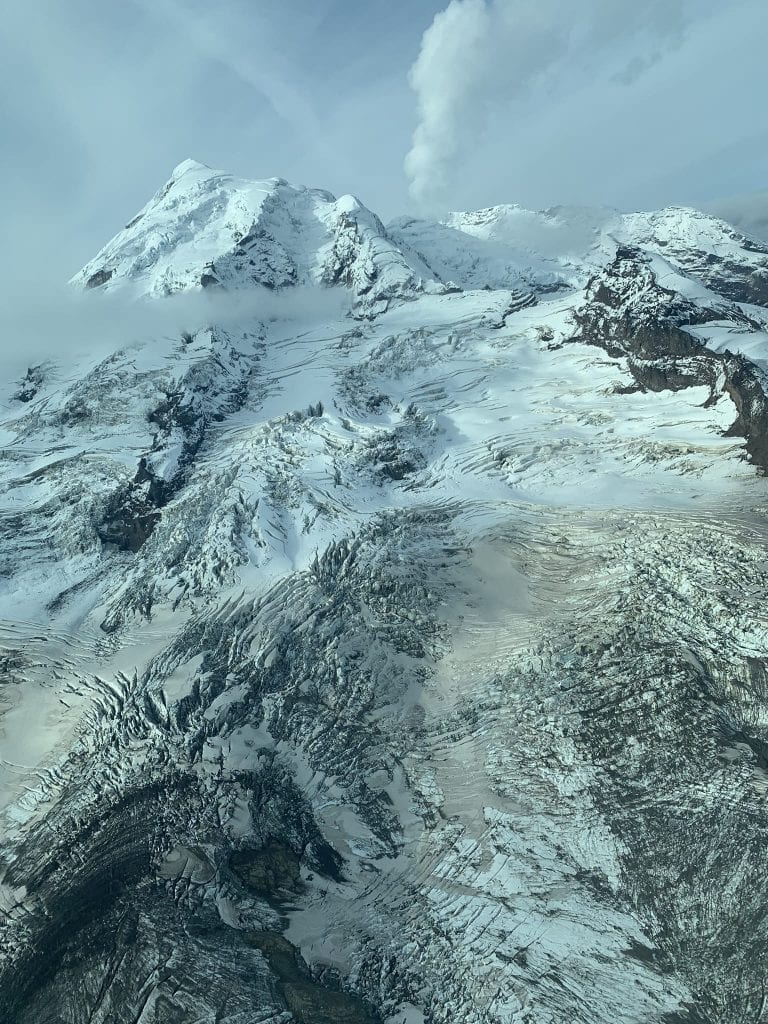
[404,0,497,208]
[404,0,697,209]
[707,192,768,246]
[0,283,349,401]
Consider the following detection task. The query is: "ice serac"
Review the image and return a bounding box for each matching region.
[2,163,768,1023]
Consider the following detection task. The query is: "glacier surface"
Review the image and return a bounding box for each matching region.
[2,160,768,1023]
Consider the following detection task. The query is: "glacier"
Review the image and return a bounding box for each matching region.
[1,159,768,1023]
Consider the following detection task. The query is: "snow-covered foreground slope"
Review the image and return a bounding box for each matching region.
[2,162,768,1023]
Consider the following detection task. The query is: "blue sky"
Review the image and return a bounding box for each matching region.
[1,0,767,290]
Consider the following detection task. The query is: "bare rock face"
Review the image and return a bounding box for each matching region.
[2,164,768,1023]
[574,246,768,471]
[85,267,113,289]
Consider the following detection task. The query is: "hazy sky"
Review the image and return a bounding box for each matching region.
[1,0,767,290]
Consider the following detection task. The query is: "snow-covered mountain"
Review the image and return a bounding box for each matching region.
[74,159,440,311]
[2,159,768,1024]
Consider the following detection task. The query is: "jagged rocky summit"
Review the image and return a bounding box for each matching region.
[2,159,768,1023]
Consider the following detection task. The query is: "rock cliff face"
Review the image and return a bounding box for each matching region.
[573,245,768,469]
[2,161,768,1023]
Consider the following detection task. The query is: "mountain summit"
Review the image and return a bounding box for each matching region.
[74,159,440,311]
[2,164,768,1023]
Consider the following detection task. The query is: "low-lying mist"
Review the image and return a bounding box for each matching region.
[0,282,351,392]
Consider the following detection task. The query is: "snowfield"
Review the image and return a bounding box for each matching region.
[2,160,768,1023]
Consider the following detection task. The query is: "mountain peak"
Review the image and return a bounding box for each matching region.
[169,157,214,179]
[73,163,439,308]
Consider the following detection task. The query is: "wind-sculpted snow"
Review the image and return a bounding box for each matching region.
[1,163,768,1023]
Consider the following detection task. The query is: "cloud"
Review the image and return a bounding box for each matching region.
[404,0,692,208]
[0,282,349,399]
[707,192,768,246]
[130,0,324,154]
[404,0,496,209]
